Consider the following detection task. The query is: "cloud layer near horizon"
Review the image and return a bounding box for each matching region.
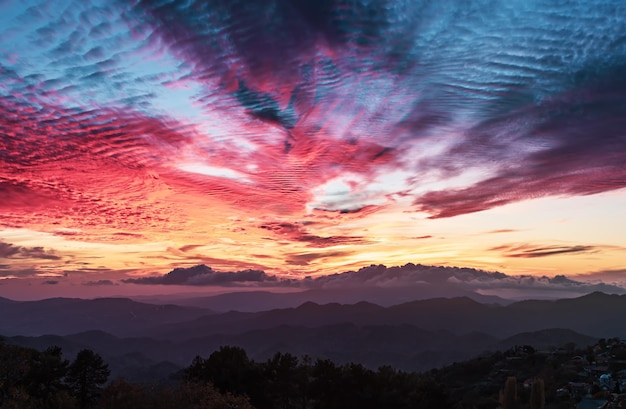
[122,263,626,298]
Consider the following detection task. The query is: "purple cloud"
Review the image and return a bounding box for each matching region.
[123,265,279,286]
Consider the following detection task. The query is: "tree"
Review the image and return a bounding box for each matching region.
[310,358,342,409]
[263,352,300,409]
[26,346,69,403]
[65,349,110,409]
[499,377,521,409]
[530,378,545,409]
[174,382,255,409]
[184,346,267,408]
[97,379,150,409]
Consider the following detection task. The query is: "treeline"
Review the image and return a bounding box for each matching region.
[5,338,614,409]
[184,345,451,409]
[0,340,251,409]
[0,340,109,409]
[0,340,451,409]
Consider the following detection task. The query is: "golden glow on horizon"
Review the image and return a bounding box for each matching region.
[1,188,624,293]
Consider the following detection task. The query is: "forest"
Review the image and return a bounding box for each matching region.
[2,337,625,409]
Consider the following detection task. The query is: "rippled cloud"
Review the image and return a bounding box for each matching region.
[1,0,624,280]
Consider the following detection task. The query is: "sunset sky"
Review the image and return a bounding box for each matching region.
[1,0,625,299]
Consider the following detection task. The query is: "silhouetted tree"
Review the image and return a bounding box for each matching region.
[203,346,253,395]
[174,382,255,409]
[26,346,69,403]
[530,378,545,409]
[263,352,300,409]
[295,355,312,409]
[65,349,110,409]
[500,377,521,409]
[310,358,342,409]
[185,346,267,408]
[97,379,150,409]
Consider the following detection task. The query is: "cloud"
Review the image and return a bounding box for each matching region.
[0,268,41,278]
[297,263,626,295]
[42,280,59,285]
[572,269,626,285]
[0,241,61,260]
[413,62,626,218]
[179,244,205,252]
[285,251,353,266]
[259,221,368,248]
[118,262,626,300]
[122,264,280,286]
[83,280,116,286]
[484,229,520,234]
[299,264,502,289]
[490,244,597,258]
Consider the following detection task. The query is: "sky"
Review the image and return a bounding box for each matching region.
[0,0,625,299]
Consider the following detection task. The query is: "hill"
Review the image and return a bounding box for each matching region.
[0,297,211,337]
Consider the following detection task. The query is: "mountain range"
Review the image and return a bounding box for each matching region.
[1,291,623,381]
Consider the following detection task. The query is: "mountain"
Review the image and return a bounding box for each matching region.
[5,331,181,382]
[148,286,509,312]
[0,297,211,337]
[3,292,615,380]
[2,292,624,341]
[4,324,598,379]
[502,292,626,337]
[147,297,503,341]
[146,292,626,341]
[496,328,598,350]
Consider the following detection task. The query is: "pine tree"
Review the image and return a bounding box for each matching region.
[65,349,110,409]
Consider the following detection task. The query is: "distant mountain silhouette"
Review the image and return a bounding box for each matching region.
[497,328,597,350]
[2,292,624,340]
[150,286,509,312]
[146,292,626,341]
[0,297,211,337]
[145,296,499,341]
[1,292,622,380]
[6,331,180,382]
[4,325,598,378]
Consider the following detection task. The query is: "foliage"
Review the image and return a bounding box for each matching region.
[2,337,619,409]
[0,340,76,409]
[185,347,452,409]
[500,377,522,409]
[65,349,110,409]
[97,379,254,409]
